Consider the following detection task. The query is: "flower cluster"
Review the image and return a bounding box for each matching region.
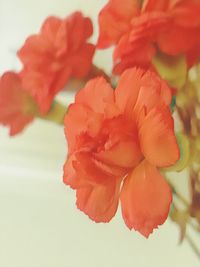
[18,12,95,114]
[0,12,95,134]
[2,0,200,240]
[98,0,200,73]
[63,68,179,237]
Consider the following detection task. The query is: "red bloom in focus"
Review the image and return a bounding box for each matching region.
[97,0,200,74]
[18,12,95,114]
[63,67,180,237]
[0,72,36,136]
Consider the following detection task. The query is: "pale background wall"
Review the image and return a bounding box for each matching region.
[0,1,199,267]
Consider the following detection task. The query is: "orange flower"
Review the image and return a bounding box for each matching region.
[18,12,95,114]
[63,68,180,237]
[0,72,36,136]
[97,0,200,74]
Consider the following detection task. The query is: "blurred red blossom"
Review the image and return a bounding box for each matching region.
[0,72,36,136]
[18,12,95,114]
[63,67,180,237]
[97,0,200,74]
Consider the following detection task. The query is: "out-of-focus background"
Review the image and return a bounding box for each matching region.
[0,1,199,267]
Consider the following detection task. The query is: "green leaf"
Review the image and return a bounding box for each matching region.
[164,133,190,172]
[170,95,176,112]
[152,52,187,89]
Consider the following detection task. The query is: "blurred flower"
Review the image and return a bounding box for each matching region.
[63,68,180,237]
[0,72,37,136]
[18,12,95,114]
[97,0,200,74]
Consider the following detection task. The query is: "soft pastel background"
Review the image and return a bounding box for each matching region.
[0,1,199,267]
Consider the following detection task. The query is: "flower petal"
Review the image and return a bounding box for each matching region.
[64,103,103,154]
[75,77,117,116]
[20,69,54,114]
[73,152,122,222]
[66,12,93,50]
[157,26,200,56]
[130,12,169,43]
[115,68,171,119]
[76,181,120,223]
[0,72,34,135]
[139,105,180,167]
[115,68,145,117]
[96,139,142,168]
[120,160,172,237]
[18,35,53,69]
[133,71,172,114]
[69,43,95,78]
[41,16,62,43]
[171,1,200,27]
[142,0,170,12]
[113,43,155,74]
[63,154,81,189]
[97,0,139,48]
[18,12,95,114]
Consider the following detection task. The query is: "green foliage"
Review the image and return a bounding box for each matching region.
[153,52,187,89]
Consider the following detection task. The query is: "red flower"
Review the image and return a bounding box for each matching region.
[18,12,95,114]
[0,72,36,135]
[97,0,200,74]
[63,68,180,237]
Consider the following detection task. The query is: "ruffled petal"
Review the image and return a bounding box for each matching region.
[139,105,180,167]
[97,0,139,48]
[75,77,117,116]
[64,103,103,154]
[115,68,171,119]
[18,35,53,69]
[113,11,167,73]
[41,16,62,43]
[133,70,172,115]
[130,12,169,43]
[76,180,120,223]
[66,12,93,50]
[113,43,155,74]
[96,139,142,168]
[63,154,81,189]
[157,26,200,56]
[20,69,54,114]
[171,0,200,27]
[72,152,122,222]
[69,43,95,78]
[120,160,172,237]
[18,12,95,114]
[115,68,145,117]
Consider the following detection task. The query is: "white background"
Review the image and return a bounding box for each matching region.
[0,0,199,266]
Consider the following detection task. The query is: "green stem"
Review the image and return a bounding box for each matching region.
[38,101,67,125]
